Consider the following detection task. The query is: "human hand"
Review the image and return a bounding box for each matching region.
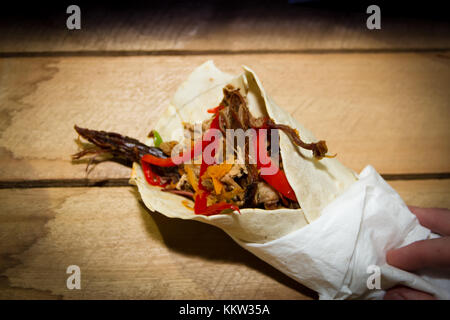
[384,206,450,300]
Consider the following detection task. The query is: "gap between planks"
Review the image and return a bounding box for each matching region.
[1,48,450,58]
[1,173,450,189]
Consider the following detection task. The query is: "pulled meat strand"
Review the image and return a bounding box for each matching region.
[263,119,330,160]
[73,125,179,180]
[73,125,166,162]
[220,85,331,160]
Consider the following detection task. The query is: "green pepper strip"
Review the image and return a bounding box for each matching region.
[152,130,163,148]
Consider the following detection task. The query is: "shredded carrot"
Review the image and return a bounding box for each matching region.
[168,181,177,189]
[203,164,232,180]
[212,177,223,194]
[184,164,198,192]
[324,153,337,158]
[201,163,233,195]
[205,163,233,178]
[221,186,243,201]
[182,200,194,211]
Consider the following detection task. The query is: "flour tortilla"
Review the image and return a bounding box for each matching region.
[130,61,356,243]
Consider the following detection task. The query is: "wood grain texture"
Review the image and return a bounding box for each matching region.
[388,179,450,209]
[0,187,316,300]
[0,53,449,181]
[1,179,448,299]
[1,1,449,54]
[1,0,448,301]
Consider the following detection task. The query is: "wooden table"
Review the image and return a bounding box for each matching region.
[0,2,449,299]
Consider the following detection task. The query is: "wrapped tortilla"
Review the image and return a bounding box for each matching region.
[76,61,450,299]
[130,61,357,243]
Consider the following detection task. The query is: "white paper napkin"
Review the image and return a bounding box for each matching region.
[230,165,450,299]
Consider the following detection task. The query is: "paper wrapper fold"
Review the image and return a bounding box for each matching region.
[231,165,450,299]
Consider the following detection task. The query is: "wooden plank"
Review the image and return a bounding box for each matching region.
[1,179,448,299]
[388,179,450,209]
[0,53,449,181]
[1,2,449,53]
[0,187,315,300]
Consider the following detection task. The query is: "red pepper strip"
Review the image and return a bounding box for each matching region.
[201,202,241,216]
[255,130,298,201]
[194,108,239,216]
[207,105,224,114]
[141,139,202,167]
[141,153,175,167]
[140,159,168,187]
[194,121,214,214]
[261,169,297,201]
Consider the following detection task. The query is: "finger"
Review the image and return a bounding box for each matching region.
[386,237,450,271]
[408,206,450,236]
[384,286,435,300]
